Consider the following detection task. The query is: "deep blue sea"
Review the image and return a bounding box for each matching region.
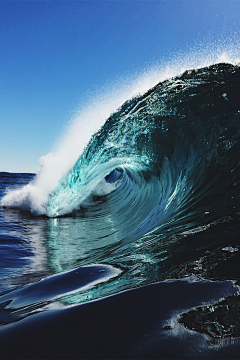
[0,63,240,359]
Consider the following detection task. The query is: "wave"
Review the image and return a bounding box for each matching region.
[1,59,240,248]
[1,56,240,313]
[46,62,240,241]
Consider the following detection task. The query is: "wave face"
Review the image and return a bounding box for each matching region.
[46,62,240,229]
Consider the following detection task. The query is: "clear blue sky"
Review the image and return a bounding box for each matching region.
[1,0,240,173]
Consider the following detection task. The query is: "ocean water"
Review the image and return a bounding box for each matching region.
[0,62,240,358]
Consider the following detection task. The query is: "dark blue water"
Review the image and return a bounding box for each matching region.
[1,63,240,358]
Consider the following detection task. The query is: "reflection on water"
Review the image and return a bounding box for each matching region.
[2,191,240,307]
[1,184,168,305]
[0,209,49,290]
[46,206,123,274]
